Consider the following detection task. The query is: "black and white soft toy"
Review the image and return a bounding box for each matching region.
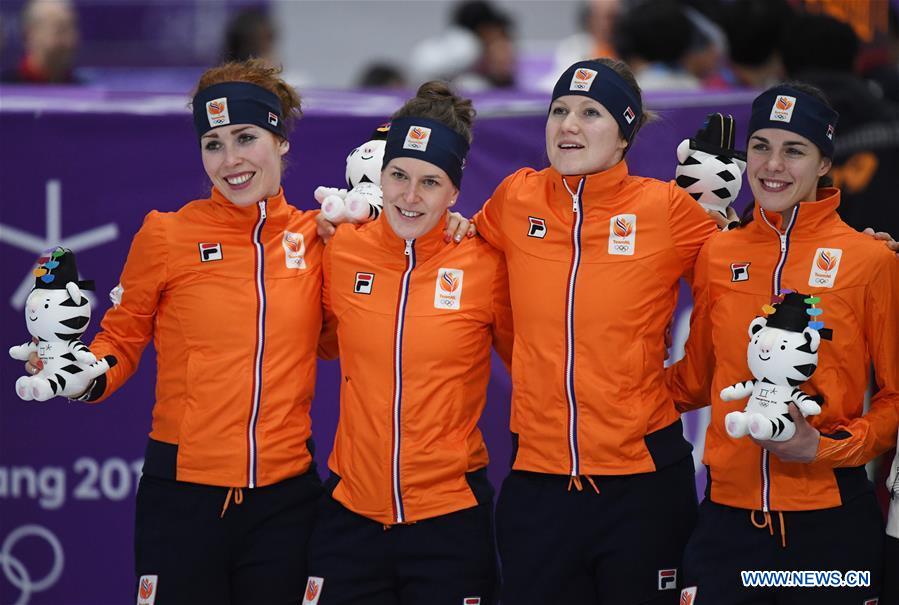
[314,124,388,224]
[9,247,115,401]
[675,113,747,219]
[887,437,898,540]
[722,292,832,442]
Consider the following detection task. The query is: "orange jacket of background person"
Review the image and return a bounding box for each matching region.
[87,188,325,489]
[667,190,899,510]
[474,160,716,478]
[322,217,512,525]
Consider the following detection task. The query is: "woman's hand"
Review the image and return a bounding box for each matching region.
[444,211,477,243]
[862,228,899,254]
[707,206,740,231]
[316,212,338,245]
[752,404,820,463]
[23,336,41,375]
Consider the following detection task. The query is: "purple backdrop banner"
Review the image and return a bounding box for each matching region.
[0,87,754,605]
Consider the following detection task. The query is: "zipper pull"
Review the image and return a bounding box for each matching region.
[404,240,413,256]
[779,234,786,253]
[572,195,579,213]
[258,200,267,219]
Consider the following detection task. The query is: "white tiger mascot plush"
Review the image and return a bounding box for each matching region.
[722,293,830,442]
[888,439,899,540]
[314,123,387,224]
[9,247,114,401]
[675,113,747,219]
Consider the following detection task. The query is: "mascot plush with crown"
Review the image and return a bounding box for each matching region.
[314,124,388,224]
[675,113,747,220]
[721,292,832,442]
[9,247,115,401]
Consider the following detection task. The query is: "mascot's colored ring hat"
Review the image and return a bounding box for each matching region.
[32,247,94,290]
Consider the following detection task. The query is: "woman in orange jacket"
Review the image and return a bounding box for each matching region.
[304,82,512,605]
[667,82,898,604]
[27,61,328,604]
[473,58,718,605]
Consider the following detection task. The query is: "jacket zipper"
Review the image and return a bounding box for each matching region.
[758,206,798,511]
[391,239,415,522]
[247,199,267,488]
[562,177,586,477]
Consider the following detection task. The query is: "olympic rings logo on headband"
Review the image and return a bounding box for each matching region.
[0,525,64,605]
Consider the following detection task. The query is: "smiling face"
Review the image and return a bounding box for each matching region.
[746,319,819,385]
[200,124,288,207]
[747,128,831,215]
[345,139,386,188]
[380,157,458,241]
[545,95,628,176]
[24,287,90,341]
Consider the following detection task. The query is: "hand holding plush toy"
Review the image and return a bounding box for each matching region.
[721,292,832,442]
[675,113,747,220]
[314,124,388,224]
[9,247,115,401]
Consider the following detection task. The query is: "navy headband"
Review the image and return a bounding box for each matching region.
[748,85,839,157]
[551,60,643,142]
[192,81,285,140]
[381,116,470,188]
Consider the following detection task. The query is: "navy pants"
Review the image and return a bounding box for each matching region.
[305,469,498,605]
[497,454,699,605]
[134,468,322,605]
[682,494,884,604]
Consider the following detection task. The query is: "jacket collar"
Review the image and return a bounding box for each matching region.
[549,160,630,211]
[373,212,449,263]
[209,186,289,226]
[752,188,842,238]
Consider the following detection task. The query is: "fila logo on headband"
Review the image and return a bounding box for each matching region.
[769,95,796,123]
[623,106,636,124]
[206,97,230,127]
[570,68,597,91]
[403,126,432,151]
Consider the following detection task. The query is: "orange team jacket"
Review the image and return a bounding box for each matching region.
[87,187,326,489]
[667,189,899,511]
[321,216,513,525]
[474,160,717,477]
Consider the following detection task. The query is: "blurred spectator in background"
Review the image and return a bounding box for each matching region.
[681,4,729,88]
[357,62,407,89]
[781,11,899,236]
[222,7,278,67]
[409,0,516,91]
[2,0,79,84]
[545,0,622,86]
[615,0,700,91]
[861,5,899,104]
[719,0,793,88]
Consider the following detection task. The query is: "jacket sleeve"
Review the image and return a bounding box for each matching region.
[665,239,716,412]
[667,181,719,280]
[317,234,339,361]
[84,211,168,402]
[815,249,899,467]
[490,251,514,373]
[472,172,516,251]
